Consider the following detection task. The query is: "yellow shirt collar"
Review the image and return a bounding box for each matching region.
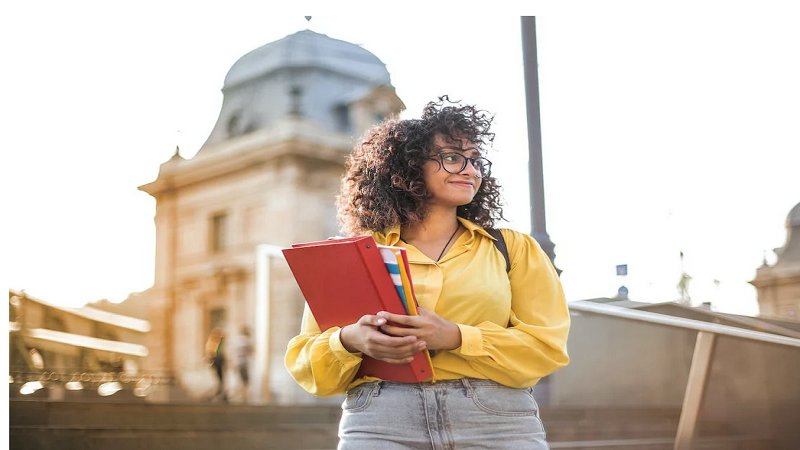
[374,217,495,245]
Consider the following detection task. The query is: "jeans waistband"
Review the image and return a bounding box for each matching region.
[361,378,506,390]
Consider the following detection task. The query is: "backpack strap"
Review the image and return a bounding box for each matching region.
[486,228,510,274]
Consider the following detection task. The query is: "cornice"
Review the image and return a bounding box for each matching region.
[139,118,353,197]
[750,272,800,288]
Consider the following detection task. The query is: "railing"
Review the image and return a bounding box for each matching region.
[568,300,800,450]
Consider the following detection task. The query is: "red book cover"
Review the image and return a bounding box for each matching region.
[282,235,434,383]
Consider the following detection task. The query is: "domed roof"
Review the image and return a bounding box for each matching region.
[788,201,800,228]
[223,30,391,88]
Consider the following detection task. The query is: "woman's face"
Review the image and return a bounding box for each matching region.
[422,134,483,208]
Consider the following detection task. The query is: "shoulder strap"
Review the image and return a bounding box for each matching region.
[487,228,510,274]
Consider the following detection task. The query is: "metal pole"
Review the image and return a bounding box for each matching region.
[521,16,560,274]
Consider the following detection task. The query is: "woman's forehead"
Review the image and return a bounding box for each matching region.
[432,134,478,150]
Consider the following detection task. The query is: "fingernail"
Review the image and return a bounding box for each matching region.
[377,318,386,325]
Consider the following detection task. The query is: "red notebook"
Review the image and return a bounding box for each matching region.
[282,235,434,383]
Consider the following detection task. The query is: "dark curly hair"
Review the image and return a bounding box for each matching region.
[336,95,505,236]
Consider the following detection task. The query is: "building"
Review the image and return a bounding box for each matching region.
[751,200,800,321]
[135,29,404,403]
[8,288,157,400]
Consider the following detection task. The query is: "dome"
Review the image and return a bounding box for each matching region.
[197,29,402,152]
[223,30,391,88]
[788,201,800,228]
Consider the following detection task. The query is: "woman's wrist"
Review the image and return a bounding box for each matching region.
[339,325,360,353]
[441,322,462,351]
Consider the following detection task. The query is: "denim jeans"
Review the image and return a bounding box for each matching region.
[338,378,549,450]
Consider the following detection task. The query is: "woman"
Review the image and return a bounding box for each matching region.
[285,96,570,449]
[205,327,227,402]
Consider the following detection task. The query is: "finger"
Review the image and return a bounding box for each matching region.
[357,314,387,327]
[369,332,417,348]
[416,307,434,317]
[377,311,416,326]
[372,341,426,360]
[379,324,418,337]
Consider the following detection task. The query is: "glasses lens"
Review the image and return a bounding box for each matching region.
[435,153,492,178]
[440,153,466,173]
[473,158,491,178]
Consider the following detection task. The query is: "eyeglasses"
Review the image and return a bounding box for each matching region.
[428,152,492,178]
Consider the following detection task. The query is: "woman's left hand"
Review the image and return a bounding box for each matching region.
[376,308,462,351]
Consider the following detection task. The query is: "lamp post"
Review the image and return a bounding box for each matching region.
[521,16,560,275]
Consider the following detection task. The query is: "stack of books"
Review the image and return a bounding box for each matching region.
[283,236,434,383]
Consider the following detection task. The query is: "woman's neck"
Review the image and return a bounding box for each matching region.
[400,210,460,245]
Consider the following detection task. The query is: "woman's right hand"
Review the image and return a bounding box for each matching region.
[340,314,427,364]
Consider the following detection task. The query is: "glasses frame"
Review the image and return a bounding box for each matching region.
[427,151,492,179]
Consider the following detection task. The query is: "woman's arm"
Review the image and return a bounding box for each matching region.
[284,305,363,396]
[450,230,571,387]
[284,304,425,396]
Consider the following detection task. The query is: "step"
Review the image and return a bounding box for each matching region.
[9,427,339,450]
[549,436,774,450]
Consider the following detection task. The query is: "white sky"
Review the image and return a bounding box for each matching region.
[3,2,799,316]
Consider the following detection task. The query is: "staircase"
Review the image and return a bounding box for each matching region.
[542,407,772,450]
[10,399,774,450]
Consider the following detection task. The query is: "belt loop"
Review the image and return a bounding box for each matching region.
[461,378,474,398]
[373,381,382,396]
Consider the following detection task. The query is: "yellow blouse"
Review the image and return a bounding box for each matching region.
[284,217,571,396]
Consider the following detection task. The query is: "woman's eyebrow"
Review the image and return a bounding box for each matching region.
[436,146,480,154]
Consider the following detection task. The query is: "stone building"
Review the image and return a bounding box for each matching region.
[751,200,800,321]
[8,288,154,400]
[136,29,404,403]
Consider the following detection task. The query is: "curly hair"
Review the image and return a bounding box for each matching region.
[336,95,505,236]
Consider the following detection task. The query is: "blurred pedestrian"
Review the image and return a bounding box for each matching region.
[233,326,253,403]
[205,327,227,402]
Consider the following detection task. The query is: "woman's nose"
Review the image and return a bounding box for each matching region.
[460,160,478,177]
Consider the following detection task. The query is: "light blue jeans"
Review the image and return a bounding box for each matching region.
[338,378,549,449]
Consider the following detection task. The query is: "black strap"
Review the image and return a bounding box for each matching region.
[487,228,510,274]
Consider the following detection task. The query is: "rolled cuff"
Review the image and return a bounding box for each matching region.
[454,324,485,356]
[329,328,363,364]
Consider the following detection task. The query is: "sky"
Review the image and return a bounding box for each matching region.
[3,2,799,316]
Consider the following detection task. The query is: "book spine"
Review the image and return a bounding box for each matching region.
[356,241,434,383]
[356,241,406,316]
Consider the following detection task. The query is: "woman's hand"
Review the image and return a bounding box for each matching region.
[376,308,462,351]
[340,314,427,364]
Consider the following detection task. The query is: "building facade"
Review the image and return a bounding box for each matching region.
[137,30,404,403]
[8,289,155,400]
[751,201,800,321]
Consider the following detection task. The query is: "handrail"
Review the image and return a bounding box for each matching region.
[569,300,800,348]
[10,288,151,333]
[570,299,800,450]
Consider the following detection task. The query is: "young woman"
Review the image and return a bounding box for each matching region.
[285,96,570,449]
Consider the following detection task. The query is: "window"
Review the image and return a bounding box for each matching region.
[334,104,351,133]
[210,212,229,253]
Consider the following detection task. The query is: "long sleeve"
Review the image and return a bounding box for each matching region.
[447,230,570,388]
[284,304,364,396]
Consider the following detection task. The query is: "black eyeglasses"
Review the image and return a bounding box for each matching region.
[428,152,492,178]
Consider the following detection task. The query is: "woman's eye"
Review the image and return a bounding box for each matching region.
[442,154,459,163]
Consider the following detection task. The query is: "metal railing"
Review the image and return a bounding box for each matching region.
[568,300,800,450]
